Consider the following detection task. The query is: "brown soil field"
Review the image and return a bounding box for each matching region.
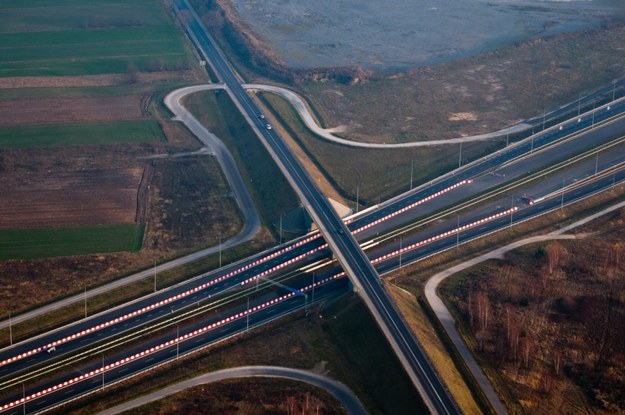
[0,168,144,229]
[0,94,149,125]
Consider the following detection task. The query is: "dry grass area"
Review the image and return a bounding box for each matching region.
[387,283,483,415]
[438,210,625,414]
[295,24,625,143]
[0,94,149,125]
[123,378,347,415]
[0,168,145,229]
[200,0,625,144]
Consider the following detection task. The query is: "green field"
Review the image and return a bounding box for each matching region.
[0,120,166,148]
[0,0,193,77]
[0,224,144,260]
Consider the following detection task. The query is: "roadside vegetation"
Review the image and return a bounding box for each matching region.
[439,208,625,414]
[386,184,625,414]
[183,90,301,231]
[123,378,348,415]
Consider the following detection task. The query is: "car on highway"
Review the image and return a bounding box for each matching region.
[266,124,272,130]
[520,194,534,205]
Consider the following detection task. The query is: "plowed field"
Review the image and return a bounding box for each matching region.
[0,168,144,229]
[0,95,146,125]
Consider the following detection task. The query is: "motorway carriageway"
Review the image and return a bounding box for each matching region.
[0,180,471,379]
[3,164,624,414]
[2,94,625,380]
[0,274,349,415]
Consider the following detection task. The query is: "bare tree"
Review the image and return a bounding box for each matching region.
[547,241,563,275]
[553,350,562,377]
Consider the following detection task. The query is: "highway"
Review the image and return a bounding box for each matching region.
[0,1,623,411]
[2,159,623,414]
[174,0,460,412]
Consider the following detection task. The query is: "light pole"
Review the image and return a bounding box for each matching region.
[458,142,463,168]
[176,324,179,359]
[218,236,222,268]
[399,236,403,269]
[410,161,414,190]
[506,133,509,147]
[592,100,596,127]
[101,354,105,388]
[153,260,157,292]
[356,184,360,213]
[456,215,460,248]
[613,79,617,102]
[84,285,87,319]
[561,179,565,209]
[246,297,250,332]
[9,311,12,346]
[510,196,514,227]
[595,153,599,176]
[279,215,283,244]
[578,93,581,115]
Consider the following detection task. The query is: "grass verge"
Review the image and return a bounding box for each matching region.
[182,90,300,230]
[0,224,144,260]
[0,120,165,148]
